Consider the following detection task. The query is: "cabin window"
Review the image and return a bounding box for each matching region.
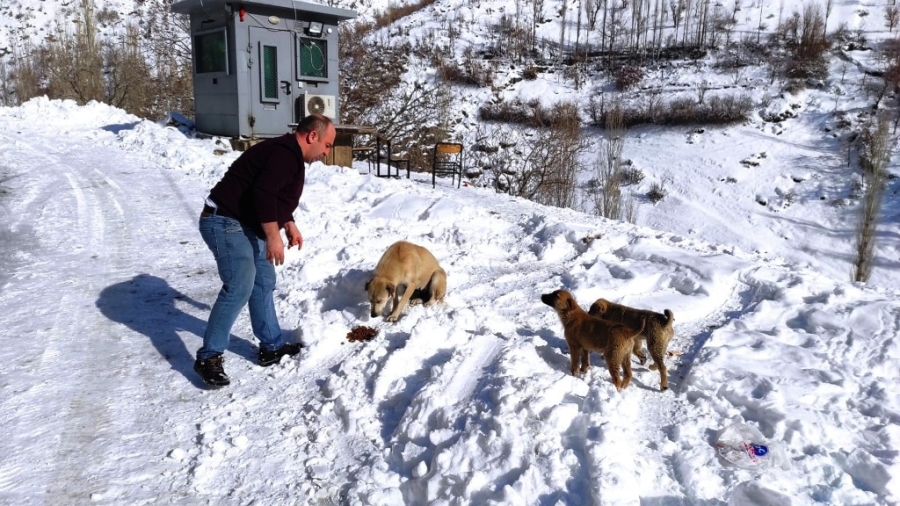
[262,45,278,101]
[194,28,227,74]
[297,37,327,80]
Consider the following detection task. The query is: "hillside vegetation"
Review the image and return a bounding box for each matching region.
[1,0,898,282]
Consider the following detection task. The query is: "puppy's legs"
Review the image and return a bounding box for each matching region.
[604,351,623,390]
[568,344,583,376]
[620,354,633,390]
[632,336,648,365]
[580,349,591,375]
[386,288,416,322]
[649,348,668,390]
[424,269,447,307]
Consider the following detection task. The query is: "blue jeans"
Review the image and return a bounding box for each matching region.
[197,215,285,360]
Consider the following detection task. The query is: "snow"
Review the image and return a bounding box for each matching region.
[0,97,898,504]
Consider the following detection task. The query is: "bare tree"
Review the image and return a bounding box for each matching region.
[756,0,766,43]
[589,103,625,219]
[505,102,587,208]
[10,38,41,104]
[886,4,900,32]
[41,0,105,104]
[671,0,685,44]
[852,113,892,283]
[103,23,153,114]
[586,0,604,30]
[0,58,11,106]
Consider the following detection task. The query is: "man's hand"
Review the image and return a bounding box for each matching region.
[261,222,285,265]
[284,221,303,249]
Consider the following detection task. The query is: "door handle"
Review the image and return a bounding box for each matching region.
[280,81,292,95]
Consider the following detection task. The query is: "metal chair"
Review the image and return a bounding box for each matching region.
[432,142,463,188]
[373,136,410,179]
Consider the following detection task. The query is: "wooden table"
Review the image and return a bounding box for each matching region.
[325,124,378,167]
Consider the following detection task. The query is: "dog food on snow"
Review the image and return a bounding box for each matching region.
[347,326,378,342]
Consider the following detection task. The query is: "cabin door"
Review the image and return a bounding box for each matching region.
[248,26,295,136]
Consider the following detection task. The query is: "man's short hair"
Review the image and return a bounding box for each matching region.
[296,114,333,137]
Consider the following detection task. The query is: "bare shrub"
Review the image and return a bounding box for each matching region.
[437,47,493,87]
[613,65,645,90]
[523,65,539,80]
[647,181,668,203]
[853,113,892,282]
[619,164,645,185]
[594,93,753,127]
[623,195,638,224]
[479,98,581,128]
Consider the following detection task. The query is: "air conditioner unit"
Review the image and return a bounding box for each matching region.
[302,93,336,119]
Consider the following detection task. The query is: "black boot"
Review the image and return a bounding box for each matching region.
[194,355,230,387]
[258,343,303,367]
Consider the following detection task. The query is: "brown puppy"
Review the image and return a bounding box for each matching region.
[588,298,674,391]
[541,290,645,391]
[366,241,447,322]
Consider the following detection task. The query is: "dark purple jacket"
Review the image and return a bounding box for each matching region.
[208,134,305,238]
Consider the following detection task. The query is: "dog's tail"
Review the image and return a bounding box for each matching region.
[663,309,674,327]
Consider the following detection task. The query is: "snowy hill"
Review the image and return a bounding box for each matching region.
[2,0,898,286]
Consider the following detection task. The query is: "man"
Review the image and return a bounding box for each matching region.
[194,114,336,387]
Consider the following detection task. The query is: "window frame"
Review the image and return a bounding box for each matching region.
[193,27,229,75]
[259,43,279,103]
[295,35,329,82]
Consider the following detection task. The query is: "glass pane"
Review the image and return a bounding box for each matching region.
[298,38,327,78]
[263,45,278,99]
[195,30,226,74]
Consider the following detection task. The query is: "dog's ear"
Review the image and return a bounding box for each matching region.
[365,279,371,291]
[566,297,576,310]
[386,283,395,296]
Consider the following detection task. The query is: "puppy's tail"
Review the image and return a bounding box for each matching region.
[663,309,674,327]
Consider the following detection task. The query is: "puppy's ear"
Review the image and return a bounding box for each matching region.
[386,283,395,296]
[365,279,371,291]
[567,297,576,309]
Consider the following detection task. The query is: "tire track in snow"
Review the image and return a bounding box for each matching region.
[0,132,119,499]
[0,127,207,502]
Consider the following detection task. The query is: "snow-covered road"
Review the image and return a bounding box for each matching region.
[0,125,219,502]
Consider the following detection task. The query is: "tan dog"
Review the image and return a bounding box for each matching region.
[541,290,645,391]
[588,299,675,391]
[366,241,447,322]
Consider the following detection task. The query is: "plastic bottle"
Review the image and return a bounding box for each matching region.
[715,422,791,470]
